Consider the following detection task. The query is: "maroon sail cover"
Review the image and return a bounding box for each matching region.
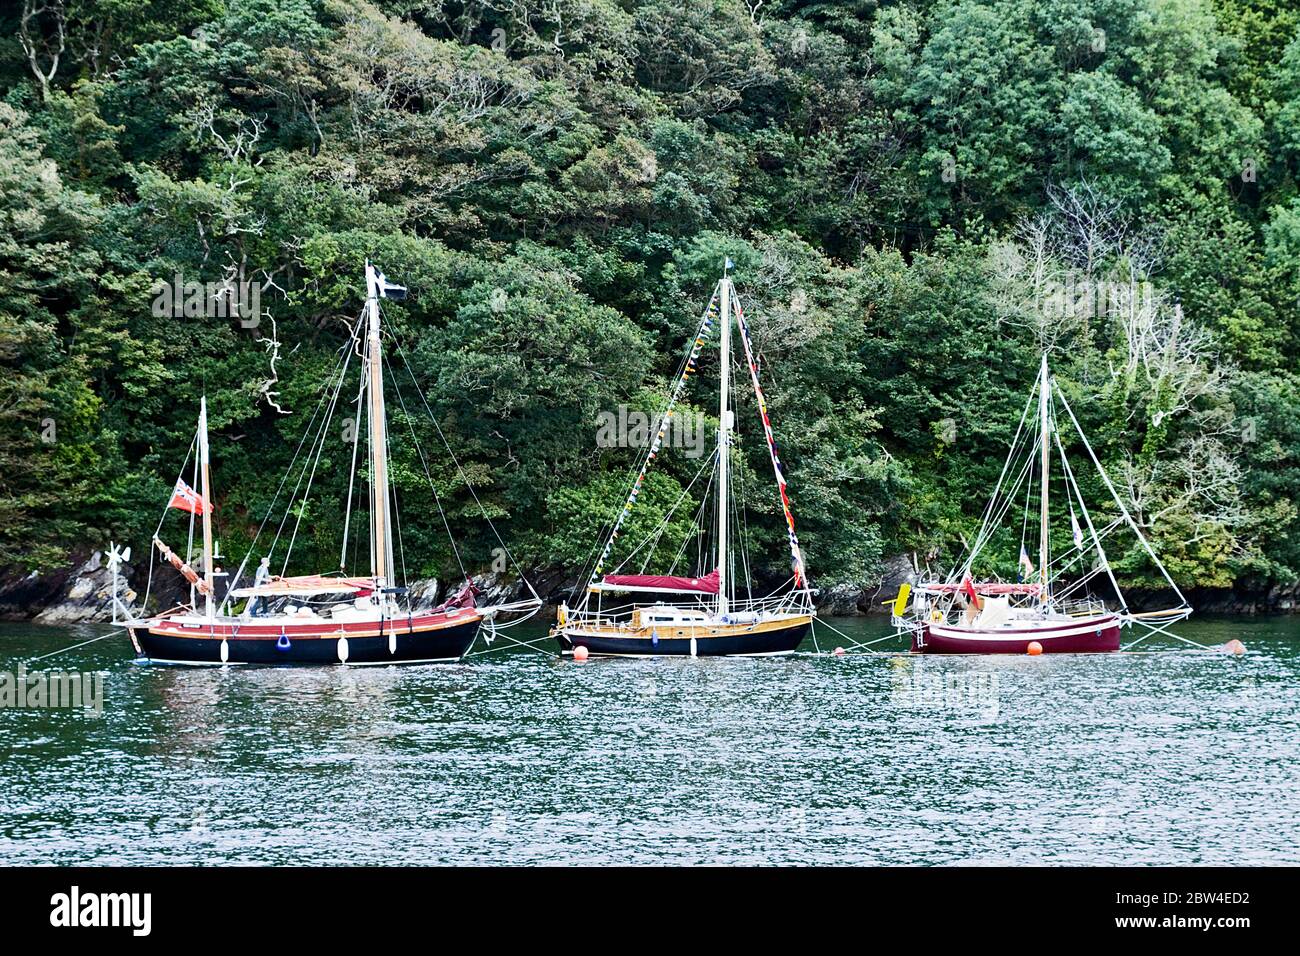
[433,580,481,612]
[923,582,1042,595]
[602,569,720,594]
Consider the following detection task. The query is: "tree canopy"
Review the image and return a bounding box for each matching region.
[1,0,1297,600]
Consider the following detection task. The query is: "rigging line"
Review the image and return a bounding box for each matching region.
[339,354,367,570]
[381,377,402,587]
[382,350,468,581]
[392,483,408,592]
[1056,386,1190,607]
[26,631,120,664]
[465,628,559,658]
[1041,517,1124,578]
[1053,568,1108,604]
[665,462,716,575]
[612,451,714,573]
[186,448,198,565]
[966,414,1039,569]
[573,290,722,602]
[974,428,1039,548]
[577,411,692,593]
[367,374,375,577]
[390,335,535,599]
[952,410,1038,582]
[1122,619,1208,651]
[578,286,723,595]
[270,343,354,568]
[813,616,904,651]
[186,434,200,608]
[1020,452,1033,556]
[731,296,807,584]
[226,334,352,601]
[948,385,1037,581]
[725,406,745,600]
[729,357,753,597]
[582,285,722,584]
[144,433,198,614]
[1052,405,1127,611]
[280,336,356,574]
[275,342,354,562]
[961,441,1038,577]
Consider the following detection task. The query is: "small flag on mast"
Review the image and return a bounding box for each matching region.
[375,271,406,300]
[1070,511,1085,549]
[1018,546,1034,582]
[168,479,209,515]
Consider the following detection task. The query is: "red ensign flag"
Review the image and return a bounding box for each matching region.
[168,479,209,515]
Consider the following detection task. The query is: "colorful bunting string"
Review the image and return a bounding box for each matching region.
[592,291,720,582]
[733,298,808,587]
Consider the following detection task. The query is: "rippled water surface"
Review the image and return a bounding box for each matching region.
[1,616,1297,865]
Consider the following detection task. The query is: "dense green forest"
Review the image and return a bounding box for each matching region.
[1,0,1298,601]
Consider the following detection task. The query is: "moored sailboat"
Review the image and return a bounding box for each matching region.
[120,263,538,665]
[894,355,1191,654]
[552,263,816,657]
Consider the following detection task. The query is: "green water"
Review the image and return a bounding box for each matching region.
[0,616,1297,865]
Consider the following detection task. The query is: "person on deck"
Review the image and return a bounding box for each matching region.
[250,556,271,617]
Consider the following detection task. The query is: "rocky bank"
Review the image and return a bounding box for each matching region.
[1,552,1295,624]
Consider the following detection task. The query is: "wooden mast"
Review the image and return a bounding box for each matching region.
[716,264,732,617]
[198,396,215,621]
[365,262,394,593]
[1038,353,1050,605]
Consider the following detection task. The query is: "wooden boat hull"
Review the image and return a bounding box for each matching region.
[128,609,482,665]
[554,616,812,657]
[913,614,1121,654]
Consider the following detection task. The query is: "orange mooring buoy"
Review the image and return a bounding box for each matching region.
[834,646,846,657]
[1225,639,1246,655]
[573,645,590,662]
[1027,641,1044,656]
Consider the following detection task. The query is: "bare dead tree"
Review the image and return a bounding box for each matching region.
[19,0,66,103]
[189,102,268,166]
[997,180,1244,550]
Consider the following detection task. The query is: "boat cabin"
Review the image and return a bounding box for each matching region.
[631,605,711,629]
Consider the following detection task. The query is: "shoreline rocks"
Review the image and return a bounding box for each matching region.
[1,553,1297,623]
[0,551,139,625]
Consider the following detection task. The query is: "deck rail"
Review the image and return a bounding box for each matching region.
[563,590,814,630]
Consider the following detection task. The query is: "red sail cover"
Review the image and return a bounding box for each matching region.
[925,582,1043,595]
[602,569,720,594]
[433,580,480,612]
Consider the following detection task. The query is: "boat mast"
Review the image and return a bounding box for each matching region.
[716,262,733,617]
[1038,353,1050,605]
[198,396,215,621]
[365,262,395,594]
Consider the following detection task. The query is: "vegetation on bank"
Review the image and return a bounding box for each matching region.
[1,0,1298,597]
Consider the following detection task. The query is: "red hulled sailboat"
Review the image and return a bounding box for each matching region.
[894,355,1191,654]
[119,264,537,665]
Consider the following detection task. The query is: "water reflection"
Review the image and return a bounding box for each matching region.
[0,616,1297,864]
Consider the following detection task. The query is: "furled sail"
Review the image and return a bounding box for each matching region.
[598,569,721,594]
